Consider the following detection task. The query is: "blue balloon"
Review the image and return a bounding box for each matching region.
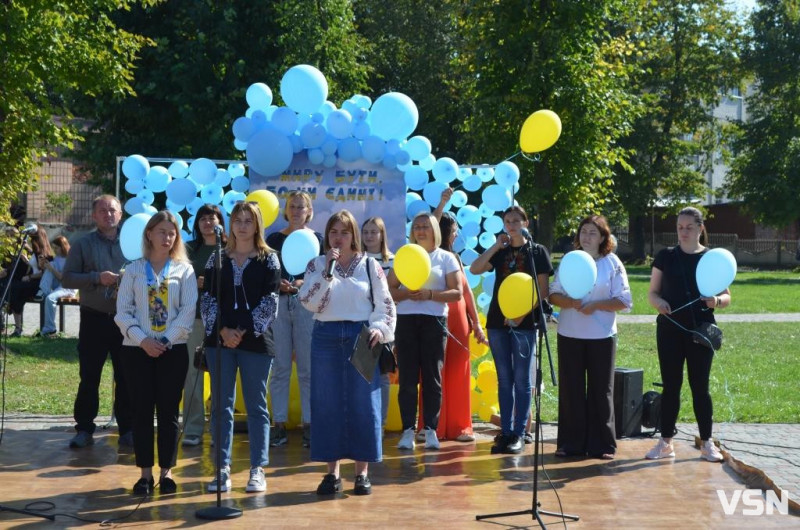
[494,161,520,188]
[290,133,304,153]
[271,107,299,136]
[419,154,436,171]
[246,128,293,177]
[181,230,194,243]
[482,272,496,295]
[482,185,512,211]
[484,215,503,234]
[165,210,184,231]
[453,234,466,253]
[168,160,189,179]
[233,138,248,151]
[120,213,153,261]
[404,166,430,190]
[323,154,337,168]
[338,137,362,162]
[137,189,155,205]
[228,163,245,177]
[479,232,497,249]
[395,150,411,166]
[461,221,480,238]
[230,175,250,193]
[460,248,480,266]
[477,292,492,310]
[326,109,353,139]
[124,179,145,195]
[318,100,337,117]
[283,229,322,275]
[200,184,223,205]
[222,190,247,214]
[189,158,218,185]
[280,65,328,115]
[463,174,482,192]
[321,136,338,156]
[165,178,197,206]
[232,116,256,142]
[476,166,495,182]
[458,167,473,181]
[432,157,459,184]
[144,166,170,193]
[370,92,419,141]
[464,269,481,289]
[308,148,324,165]
[423,181,448,207]
[300,122,327,148]
[451,190,468,208]
[465,236,478,249]
[353,121,371,140]
[479,204,495,218]
[165,200,184,213]
[362,136,386,164]
[124,197,147,216]
[405,136,432,161]
[405,192,422,208]
[246,82,273,110]
[696,248,737,297]
[456,205,480,227]
[122,154,149,181]
[558,250,598,299]
[386,139,402,155]
[382,154,397,169]
[214,169,231,187]
[406,199,430,220]
[186,197,205,216]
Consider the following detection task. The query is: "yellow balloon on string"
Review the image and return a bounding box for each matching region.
[519,109,562,153]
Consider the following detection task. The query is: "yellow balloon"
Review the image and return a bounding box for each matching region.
[246,189,280,227]
[519,109,562,153]
[385,384,403,432]
[478,403,498,422]
[477,360,495,374]
[470,375,477,391]
[470,333,489,360]
[498,272,538,320]
[471,391,484,415]
[394,243,431,291]
[477,369,498,396]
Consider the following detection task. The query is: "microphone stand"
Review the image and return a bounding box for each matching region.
[476,231,579,528]
[0,232,32,331]
[196,230,241,520]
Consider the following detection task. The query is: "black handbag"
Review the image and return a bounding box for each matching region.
[692,321,723,351]
[365,257,397,374]
[193,345,208,371]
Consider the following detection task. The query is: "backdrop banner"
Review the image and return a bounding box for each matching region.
[250,152,407,252]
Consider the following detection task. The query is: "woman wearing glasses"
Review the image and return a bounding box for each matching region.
[470,206,553,455]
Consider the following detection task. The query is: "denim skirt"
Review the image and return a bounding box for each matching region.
[310,320,382,463]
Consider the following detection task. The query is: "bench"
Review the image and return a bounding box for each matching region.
[25,296,80,333]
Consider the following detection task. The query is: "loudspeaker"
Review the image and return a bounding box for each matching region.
[614,367,643,438]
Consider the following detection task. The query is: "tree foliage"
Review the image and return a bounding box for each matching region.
[74,0,368,185]
[614,0,744,259]
[727,0,800,228]
[0,0,153,230]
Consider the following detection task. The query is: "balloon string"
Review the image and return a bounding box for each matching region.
[503,151,522,162]
[520,152,542,163]
[436,318,471,355]
[669,297,700,314]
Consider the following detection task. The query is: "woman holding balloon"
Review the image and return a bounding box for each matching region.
[266,190,323,448]
[645,207,730,462]
[470,206,553,455]
[549,215,632,460]
[388,212,462,451]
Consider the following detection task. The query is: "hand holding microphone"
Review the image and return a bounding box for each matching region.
[326,247,340,279]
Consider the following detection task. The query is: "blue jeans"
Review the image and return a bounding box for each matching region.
[206,346,272,469]
[488,328,536,437]
[310,321,382,463]
[270,294,314,424]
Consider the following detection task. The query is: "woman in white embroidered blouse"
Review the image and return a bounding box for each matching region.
[299,210,395,497]
[115,211,197,495]
[549,215,632,460]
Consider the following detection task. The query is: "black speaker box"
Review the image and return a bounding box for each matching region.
[614,367,643,438]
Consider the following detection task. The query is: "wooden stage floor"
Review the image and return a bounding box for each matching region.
[0,426,796,529]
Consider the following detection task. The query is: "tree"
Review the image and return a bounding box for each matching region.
[726,0,800,228]
[74,0,368,185]
[614,0,743,259]
[460,0,643,249]
[0,0,153,233]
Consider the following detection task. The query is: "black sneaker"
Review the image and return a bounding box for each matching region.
[302,424,311,448]
[504,434,524,454]
[270,424,288,447]
[523,431,534,444]
[133,477,154,495]
[316,473,342,495]
[159,476,177,494]
[354,475,372,496]
[490,434,508,454]
[69,431,94,449]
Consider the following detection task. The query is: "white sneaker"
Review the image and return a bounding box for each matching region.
[397,428,416,450]
[645,438,675,460]
[207,467,231,492]
[415,430,427,443]
[245,466,267,492]
[424,427,440,450]
[700,440,724,462]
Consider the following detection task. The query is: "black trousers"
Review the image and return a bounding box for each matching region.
[73,307,132,435]
[121,344,188,469]
[656,321,715,440]
[8,278,40,314]
[395,314,447,431]
[556,334,617,456]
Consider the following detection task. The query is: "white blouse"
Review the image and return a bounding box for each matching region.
[115,258,197,347]
[298,254,395,344]
[550,252,632,340]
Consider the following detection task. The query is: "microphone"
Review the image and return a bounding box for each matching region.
[20,223,38,235]
[213,225,224,236]
[520,227,532,241]
[326,249,338,279]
